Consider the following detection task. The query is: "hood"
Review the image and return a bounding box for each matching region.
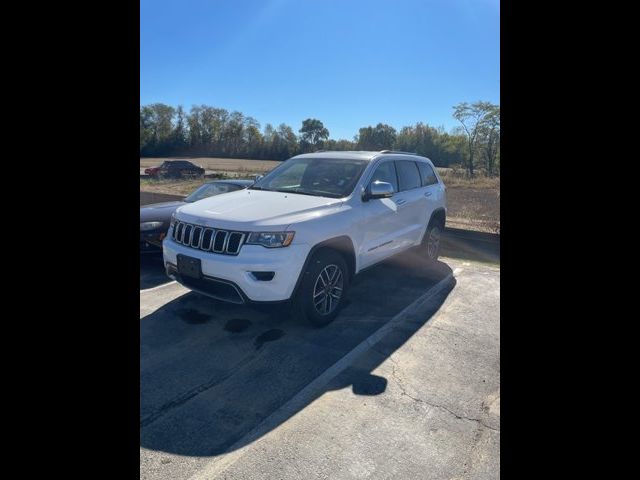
[176,189,344,229]
[140,201,186,223]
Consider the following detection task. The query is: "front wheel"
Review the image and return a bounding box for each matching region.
[292,250,349,327]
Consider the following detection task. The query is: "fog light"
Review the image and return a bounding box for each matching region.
[250,271,275,281]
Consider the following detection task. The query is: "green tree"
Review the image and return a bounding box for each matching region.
[356,123,397,150]
[221,111,244,156]
[140,106,154,151]
[169,105,187,153]
[139,101,496,174]
[243,116,263,158]
[299,118,329,152]
[139,103,175,155]
[277,123,299,159]
[323,138,356,151]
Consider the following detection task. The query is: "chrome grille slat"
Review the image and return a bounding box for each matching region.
[226,232,245,254]
[171,221,245,255]
[191,226,203,248]
[175,222,184,242]
[213,230,228,253]
[202,228,214,250]
[184,225,193,246]
[179,222,187,243]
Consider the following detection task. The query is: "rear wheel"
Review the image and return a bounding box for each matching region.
[423,221,442,263]
[292,249,349,327]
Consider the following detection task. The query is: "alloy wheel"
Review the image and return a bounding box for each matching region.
[312,264,344,316]
[427,226,441,260]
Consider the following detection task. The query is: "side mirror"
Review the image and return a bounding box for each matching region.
[363,181,394,201]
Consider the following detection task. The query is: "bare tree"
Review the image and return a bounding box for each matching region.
[453,101,498,176]
[479,106,500,176]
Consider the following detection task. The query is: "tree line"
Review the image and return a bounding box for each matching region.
[140,101,499,176]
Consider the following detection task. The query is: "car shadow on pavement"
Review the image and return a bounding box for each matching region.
[140,253,171,290]
[140,250,455,457]
[441,232,500,264]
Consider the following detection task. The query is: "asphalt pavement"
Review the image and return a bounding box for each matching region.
[140,251,499,480]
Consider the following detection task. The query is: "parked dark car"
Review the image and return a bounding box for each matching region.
[145,160,205,179]
[140,179,254,252]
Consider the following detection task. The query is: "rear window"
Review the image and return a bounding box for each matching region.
[416,162,438,186]
[396,160,421,191]
[165,161,192,167]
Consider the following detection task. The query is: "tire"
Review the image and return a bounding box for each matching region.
[422,219,443,264]
[292,249,349,327]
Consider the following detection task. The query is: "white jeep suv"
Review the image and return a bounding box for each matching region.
[163,150,446,326]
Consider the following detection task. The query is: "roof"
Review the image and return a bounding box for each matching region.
[292,150,423,162]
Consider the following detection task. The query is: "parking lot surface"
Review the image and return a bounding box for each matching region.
[140,252,499,480]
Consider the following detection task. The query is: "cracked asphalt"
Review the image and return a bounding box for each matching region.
[140,252,499,480]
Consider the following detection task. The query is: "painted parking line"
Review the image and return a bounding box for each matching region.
[140,280,177,293]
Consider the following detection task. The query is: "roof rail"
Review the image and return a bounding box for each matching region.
[378,150,417,155]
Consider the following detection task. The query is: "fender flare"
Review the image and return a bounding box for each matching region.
[290,236,356,300]
[420,208,447,243]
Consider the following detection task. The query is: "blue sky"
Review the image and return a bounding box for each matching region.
[141,0,499,140]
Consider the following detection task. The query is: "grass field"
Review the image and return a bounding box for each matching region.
[140,157,500,233]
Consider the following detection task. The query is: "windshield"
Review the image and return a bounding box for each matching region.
[185,183,238,202]
[250,157,368,198]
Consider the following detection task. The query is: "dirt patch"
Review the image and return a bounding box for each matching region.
[445,186,500,233]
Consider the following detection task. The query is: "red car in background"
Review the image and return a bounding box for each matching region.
[145,160,205,179]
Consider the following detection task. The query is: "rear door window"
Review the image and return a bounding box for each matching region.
[416,162,438,186]
[395,160,421,191]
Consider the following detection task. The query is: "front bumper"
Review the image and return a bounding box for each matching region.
[162,237,310,302]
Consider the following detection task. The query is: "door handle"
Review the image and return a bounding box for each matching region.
[396,199,407,205]
[424,192,432,197]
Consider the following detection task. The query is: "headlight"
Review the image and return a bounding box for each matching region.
[170,212,178,228]
[140,221,163,231]
[246,231,295,248]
